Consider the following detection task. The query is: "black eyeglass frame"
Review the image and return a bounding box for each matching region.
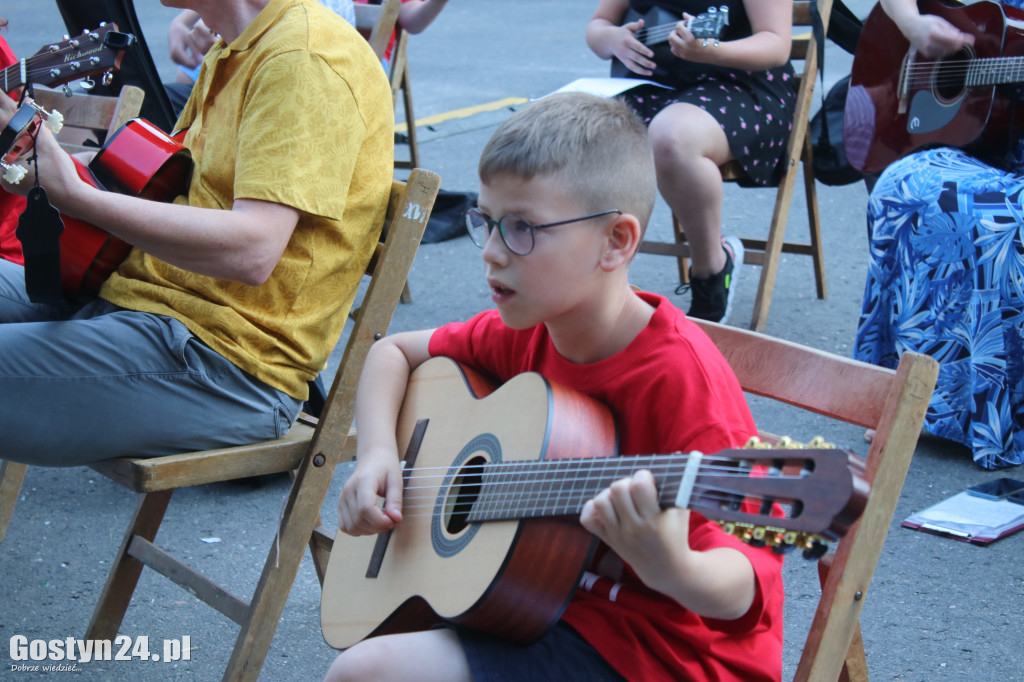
[464,208,622,256]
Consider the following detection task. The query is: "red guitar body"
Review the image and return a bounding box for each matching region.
[60,119,192,298]
[844,0,1024,174]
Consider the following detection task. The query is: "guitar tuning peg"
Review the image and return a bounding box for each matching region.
[62,84,73,97]
[79,77,96,92]
[2,163,28,185]
[102,72,114,86]
[43,110,64,135]
[801,540,829,561]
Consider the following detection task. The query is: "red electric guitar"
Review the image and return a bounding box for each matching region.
[3,110,192,299]
[844,0,1024,173]
[2,26,193,299]
[2,24,134,180]
[321,357,870,648]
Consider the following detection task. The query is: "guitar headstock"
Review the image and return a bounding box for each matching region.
[5,23,136,94]
[1,103,65,184]
[692,436,869,560]
[686,5,730,45]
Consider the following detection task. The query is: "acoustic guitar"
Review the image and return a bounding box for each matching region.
[321,356,870,649]
[610,6,730,86]
[844,0,1024,174]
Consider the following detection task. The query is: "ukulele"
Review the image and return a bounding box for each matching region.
[321,356,870,649]
[610,6,730,86]
[2,111,192,299]
[844,0,1024,174]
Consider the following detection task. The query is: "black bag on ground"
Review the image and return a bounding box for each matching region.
[422,190,477,244]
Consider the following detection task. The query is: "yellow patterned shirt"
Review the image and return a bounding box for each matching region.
[100,0,394,399]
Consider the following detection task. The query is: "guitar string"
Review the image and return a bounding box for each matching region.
[3,41,112,86]
[388,486,773,519]
[901,59,1024,87]
[384,465,799,518]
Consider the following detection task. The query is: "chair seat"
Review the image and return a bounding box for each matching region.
[88,422,319,493]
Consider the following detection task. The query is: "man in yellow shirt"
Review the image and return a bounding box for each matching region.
[0,0,393,464]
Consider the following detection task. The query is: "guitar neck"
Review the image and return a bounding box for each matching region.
[966,56,1024,87]
[3,60,28,94]
[466,453,711,522]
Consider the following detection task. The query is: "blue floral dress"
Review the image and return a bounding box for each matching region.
[855,0,1024,470]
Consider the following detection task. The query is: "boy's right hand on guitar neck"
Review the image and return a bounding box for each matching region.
[338,451,405,536]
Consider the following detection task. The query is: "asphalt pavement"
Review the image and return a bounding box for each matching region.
[1,1,1022,681]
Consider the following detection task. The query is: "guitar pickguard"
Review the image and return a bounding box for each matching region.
[907,89,964,135]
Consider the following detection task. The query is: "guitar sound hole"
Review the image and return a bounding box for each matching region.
[934,48,972,102]
[444,455,486,535]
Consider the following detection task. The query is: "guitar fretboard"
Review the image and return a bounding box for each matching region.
[967,57,1024,87]
[464,454,724,522]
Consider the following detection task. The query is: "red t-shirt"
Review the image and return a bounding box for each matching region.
[428,292,784,682]
[1,35,26,265]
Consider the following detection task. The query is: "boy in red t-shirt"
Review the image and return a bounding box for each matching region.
[325,92,784,682]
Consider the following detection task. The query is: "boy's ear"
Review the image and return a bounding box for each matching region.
[599,212,643,271]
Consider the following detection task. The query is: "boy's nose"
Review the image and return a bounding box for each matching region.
[481,225,510,263]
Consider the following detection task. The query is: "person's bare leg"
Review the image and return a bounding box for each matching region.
[647,102,733,278]
[324,629,472,682]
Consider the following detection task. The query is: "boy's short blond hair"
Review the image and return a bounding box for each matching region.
[479,92,656,233]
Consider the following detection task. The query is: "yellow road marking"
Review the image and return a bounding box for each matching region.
[395,96,528,134]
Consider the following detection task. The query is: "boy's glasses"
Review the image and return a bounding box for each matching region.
[464,208,621,256]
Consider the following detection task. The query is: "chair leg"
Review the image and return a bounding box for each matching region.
[749,155,801,331]
[310,525,336,588]
[672,215,690,286]
[0,461,28,542]
[222,455,340,681]
[801,134,827,299]
[817,554,869,682]
[402,68,419,171]
[86,490,174,640]
[396,65,417,306]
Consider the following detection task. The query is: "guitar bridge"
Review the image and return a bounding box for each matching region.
[897,47,916,115]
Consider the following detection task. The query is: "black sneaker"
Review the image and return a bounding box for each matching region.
[677,236,744,323]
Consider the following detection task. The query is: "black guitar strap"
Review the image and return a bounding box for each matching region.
[14,83,67,304]
[809,0,865,166]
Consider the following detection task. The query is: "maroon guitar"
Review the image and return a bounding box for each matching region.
[844,0,1024,174]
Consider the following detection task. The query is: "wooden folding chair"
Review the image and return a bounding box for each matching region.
[353,0,402,61]
[640,0,833,331]
[0,84,146,544]
[390,28,419,172]
[80,169,439,681]
[688,319,938,680]
[32,84,145,154]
